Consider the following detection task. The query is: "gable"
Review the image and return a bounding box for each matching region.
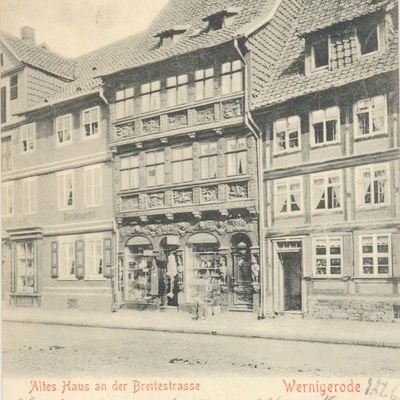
[0,41,22,73]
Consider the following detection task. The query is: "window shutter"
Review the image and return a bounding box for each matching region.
[51,241,58,278]
[75,240,85,279]
[103,238,113,278]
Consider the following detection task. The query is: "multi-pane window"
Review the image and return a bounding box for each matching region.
[172,146,192,183]
[56,114,72,145]
[2,182,13,216]
[310,107,340,145]
[116,86,134,119]
[195,68,214,101]
[200,142,218,179]
[16,241,35,293]
[59,239,75,279]
[221,60,242,95]
[146,150,165,187]
[312,37,329,69]
[10,74,18,100]
[226,137,247,176]
[358,23,379,55]
[166,74,188,107]
[274,178,302,216]
[273,116,301,154]
[141,81,160,113]
[313,237,342,276]
[360,234,391,276]
[121,155,140,190]
[84,165,102,207]
[2,136,12,172]
[22,177,36,215]
[83,107,99,138]
[21,123,35,153]
[312,171,342,211]
[354,95,386,136]
[85,235,104,278]
[1,86,6,123]
[356,163,389,207]
[58,171,74,210]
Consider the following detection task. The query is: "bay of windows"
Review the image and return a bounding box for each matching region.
[116,86,134,119]
[275,178,302,216]
[200,142,218,179]
[121,155,140,190]
[312,171,342,211]
[83,107,99,137]
[56,114,72,145]
[313,237,342,276]
[360,234,391,276]
[195,68,214,101]
[166,74,188,107]
[221,60,242,95]
[310,106,340,146]
[172,146,192,183]
[273,116,301,154]
[141,81,160,113]
[356,163,389,207]
[354,95,386,136]
[226,137,247,176]
[146,150,165,187]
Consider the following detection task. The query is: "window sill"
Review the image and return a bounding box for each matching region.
[310,141,341,149]
[352,276,393,281]
[11,292,40,296]
[312,209,343,216]
[85,277,107,281]
[310,65,329,74]
[273,149,301,157]
[57,277,78,281]
[82,134,100,141]
[354,132,388,141]
[310,276,344,280]
[357,203,390,211]
[274,212,303,219]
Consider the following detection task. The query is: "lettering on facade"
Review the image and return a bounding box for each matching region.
[63,210,96,222]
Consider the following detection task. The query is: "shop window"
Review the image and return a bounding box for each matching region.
[312,36,329,70]
[82,107,99,138]
[10,74,18,100]
[310,106,340,146]
[21,123,35,153]
[146,150,165,187]
[200,142,218,179]
[360,234,391,276]
[57,170,74,210]
[1,86,6,123]
[166,74,188,107]
[221,60,242,95]
[15,241,36,293]
[313,237,342,276]
[274,177,303,216]
[195,68,214,101]
[273,116,301,154]
[85,235,104,278]
[226,137,247,176]
[354,95,386,136]
[311,171,342,211]
[56,114,72,145]
[141,81,160,113]
[172,145,192,183]
[22,177,37,215]
[84,165,102,207]
[121,155,140,190]
[356,163,389,207]
[1,181,13,216]
[59,239,76,279]
[2,136,12,172]
[116,86,134,119]
[358,23,379,55]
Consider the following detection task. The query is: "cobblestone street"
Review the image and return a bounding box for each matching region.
[3,322,400,378]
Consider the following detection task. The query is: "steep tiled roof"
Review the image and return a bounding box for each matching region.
[0,31,76,80]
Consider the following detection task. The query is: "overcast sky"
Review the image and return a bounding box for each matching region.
[0,0,169,58]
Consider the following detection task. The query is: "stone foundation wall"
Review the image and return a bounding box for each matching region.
[307,297,400,323]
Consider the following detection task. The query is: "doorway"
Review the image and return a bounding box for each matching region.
[278,251,302,311]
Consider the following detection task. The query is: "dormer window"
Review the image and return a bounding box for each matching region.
[312,37,329,70]
[357,23,379,55]
[203,8,240,32]
[156,25,188,48]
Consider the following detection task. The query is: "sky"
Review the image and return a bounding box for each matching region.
[0,0,169,58]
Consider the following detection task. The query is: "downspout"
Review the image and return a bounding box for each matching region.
[99,87,109,105]
[234,38,267,319]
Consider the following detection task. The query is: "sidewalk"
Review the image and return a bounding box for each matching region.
[3,306,400,349]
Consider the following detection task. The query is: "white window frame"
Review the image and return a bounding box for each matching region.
[274,177,303,216]
[359,233,392,277]
[22,177,37,215]
[55,114,72,146]
[1,135,13,172]
[120,154,140,190]
[84,164,102,207]
[166,74,188,107]
[57,170,74,211]
[58,236,76,280]
[221,60,243,95]
[226,136,247,177]
[311,170,343,213]
[356,23,380,57]
[195,67,214,101]
[312,236,343,277]
[311,35,330,71]
[2,181,14,216]
[310,106,341,147]
[84,233,105,280]
[141,81,160,113]
[171,145,192,184]
[115,86,134,120]
[146,150,165,187]
[355,163,390,208]
[273,116,301,155]
[353,95,387,137]
[21,123,35,154]
[200,141,218,180]
[82,106,100,139]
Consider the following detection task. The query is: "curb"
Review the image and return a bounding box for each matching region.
[4,317,400,349]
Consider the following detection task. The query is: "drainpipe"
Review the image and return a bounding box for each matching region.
[99,87,109,105]
[234,39,267,319]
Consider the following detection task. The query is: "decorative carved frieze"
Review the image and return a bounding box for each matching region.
[200,186,218,203]
[222,99,243,119]
[168,111,188,129]
[115,123,135,138]
[121,196,139,212]
[173,189,193,205]
[147,192,165,208]
[196,104,215,124]
[228,182,248,199]
[142,117,160,133]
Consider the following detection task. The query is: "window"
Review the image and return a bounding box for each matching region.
[2,182,13,216]
[166,74,188,107]
[2,136,12,172]
[116,86,134,119]
[195,68,214,101]
[311,171,342,211]
[57,171,74,210]
[121,155,140,190]
[360,234,391,276]
[273,116,301,154]
[15,241,36,293]
[312,37,329,69]
[56,114,72,145]
[354,95,386,136]
[0,53,3,67]
[82,107,99,138]
[358,23,379,55]
[274,178,302,216]
[356,163,389,207]
[59,238,76,279]
[1,86,6,124]
[10,74,18,100]
[146,150,165,187]
[22,177,36,215]
[310,106,340,146]
[200,142,218,179]
[84,165,102,207]
[172,146,192,183]
[141,81,160,113]
[85,235,104,278]
[313,237,342,276]
[221,60,242,95]
[21,123,35,153]
[226,137,247,176]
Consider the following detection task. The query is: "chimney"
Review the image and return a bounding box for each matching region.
[20,26,35,46]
